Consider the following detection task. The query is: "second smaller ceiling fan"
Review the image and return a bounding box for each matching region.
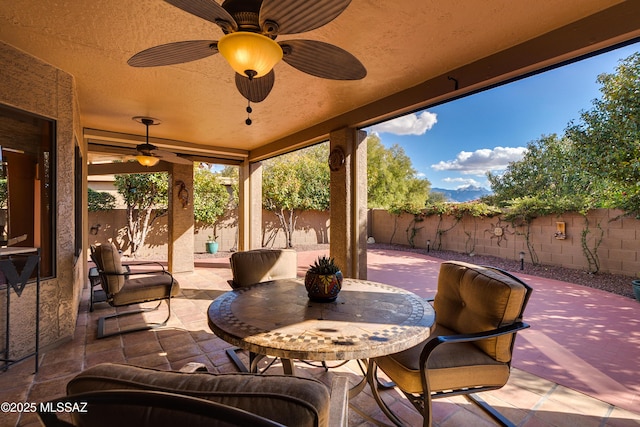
[132,116,194,166]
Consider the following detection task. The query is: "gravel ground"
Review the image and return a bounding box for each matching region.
[194,243,637,300]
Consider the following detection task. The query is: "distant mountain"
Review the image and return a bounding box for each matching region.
[431,185,492,202]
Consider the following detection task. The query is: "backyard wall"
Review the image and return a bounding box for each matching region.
[90,207,640,277]
[88,208,330,257]
[369,208,640,277]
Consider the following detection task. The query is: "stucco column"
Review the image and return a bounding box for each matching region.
[329,127,367,279]
[238,160,263,251]
[168,163,194,273]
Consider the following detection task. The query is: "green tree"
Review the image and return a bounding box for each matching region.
[193,167,231,240]
[263,144,330,248]
[566,52,640,215]
[487,134,593,210]
[114,172,168,255]
[367,134,430,211]
[88,188,116,211]
[0,178,7,209]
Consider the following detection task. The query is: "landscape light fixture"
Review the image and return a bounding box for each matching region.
[519,251,525,270]
[426,240,431,253]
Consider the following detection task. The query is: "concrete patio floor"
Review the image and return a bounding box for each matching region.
[1,248,639,426]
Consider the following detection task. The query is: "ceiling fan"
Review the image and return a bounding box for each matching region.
[128,0,366,124]
[132,116,194,166]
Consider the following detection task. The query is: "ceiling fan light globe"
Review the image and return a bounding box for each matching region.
[218,32,283,78]
[136,155,160,167]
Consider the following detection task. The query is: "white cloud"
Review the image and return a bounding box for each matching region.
[442,177,483,189]
[431,146,527,175]
[370,111,438,136]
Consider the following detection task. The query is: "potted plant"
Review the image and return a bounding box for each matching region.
[206,235,218,254]
[304,255,343,302]
[632,278,640,302]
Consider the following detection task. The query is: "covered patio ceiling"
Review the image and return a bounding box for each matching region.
[1,1,639,164]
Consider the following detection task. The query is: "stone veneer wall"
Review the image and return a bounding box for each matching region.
[1,41,84,357]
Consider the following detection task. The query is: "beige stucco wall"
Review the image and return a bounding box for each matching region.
[89,208,329,257]
[1,41,84,358]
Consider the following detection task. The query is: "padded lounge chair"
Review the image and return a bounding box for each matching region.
[227,248,298,289]
[90,243,180,339]
[226,248,297,372]
[369,261,532,427]
[38,362,349,427]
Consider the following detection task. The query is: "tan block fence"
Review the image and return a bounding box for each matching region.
[89,208,640,277]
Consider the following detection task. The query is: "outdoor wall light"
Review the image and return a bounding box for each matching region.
[217,32,283,79]
[519,251,525,270]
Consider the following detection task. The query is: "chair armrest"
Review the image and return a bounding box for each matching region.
[436,322,529,344]
[123,260,167,271]
[178,362,208,373]
[98,268,172,278]
[419,322,530,367]
[39,390,286,427]
[328,376,349,427]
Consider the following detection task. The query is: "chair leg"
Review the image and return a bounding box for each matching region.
[225,347,250,373]
[97,299,171,339]
[225,348,275,373]
[366,359,411,427]
[465,394,516,427]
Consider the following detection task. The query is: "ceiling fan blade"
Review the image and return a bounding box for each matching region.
[235,70,275,103]
[128,40,218,67]
[259,0,351,34]
[280,40,366,80]
[155,150,195,165]
[164,0,237,31]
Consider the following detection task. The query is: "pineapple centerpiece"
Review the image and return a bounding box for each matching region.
[304,256,343,302]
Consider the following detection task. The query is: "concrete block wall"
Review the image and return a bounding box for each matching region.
[370,208,639,277]
[91,205,639,277]
[89,208,330,257]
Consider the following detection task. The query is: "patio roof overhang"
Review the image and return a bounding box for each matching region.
[2,1,639,162]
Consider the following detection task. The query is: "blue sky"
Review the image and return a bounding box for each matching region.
[367,41,640,190]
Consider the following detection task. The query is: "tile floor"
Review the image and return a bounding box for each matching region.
[1,249,639,426]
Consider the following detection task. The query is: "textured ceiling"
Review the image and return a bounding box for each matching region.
[1,0,639,162]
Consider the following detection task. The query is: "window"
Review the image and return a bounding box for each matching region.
[0,104,55,278]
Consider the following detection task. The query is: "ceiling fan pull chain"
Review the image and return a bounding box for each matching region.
[246,101,253,126]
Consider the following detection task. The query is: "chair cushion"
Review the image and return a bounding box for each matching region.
[67,363,330,427]
[434,261,527,362]
[375,324,510,394]
[111,273,180,306]
[92,243,127,294]
[229,249,297,288]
